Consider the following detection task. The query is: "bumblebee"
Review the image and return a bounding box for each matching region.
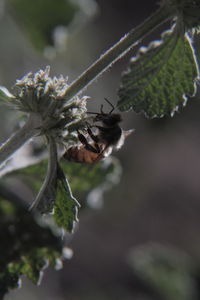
[63,99,133,163]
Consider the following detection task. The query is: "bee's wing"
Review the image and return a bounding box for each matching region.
[124,129,135,137]
[115,129,135,150]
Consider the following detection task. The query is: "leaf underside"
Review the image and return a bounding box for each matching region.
[5,157,121,232]
[118,23,199,118]
[53,165,80,233]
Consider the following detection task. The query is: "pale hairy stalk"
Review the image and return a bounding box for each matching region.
[0,4,173,168]
[29,134,58,212]
[63,5,173,102]
[0,113,41,166]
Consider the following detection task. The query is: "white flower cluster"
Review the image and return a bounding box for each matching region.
[12,67,90,145]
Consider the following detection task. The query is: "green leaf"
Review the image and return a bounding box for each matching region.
[54,157,122,231]
[118,23,199,118]
[6,157,121,199]
[0,87,14,103]
[22,156,79,232]
[177,0,200,29]
[9,160,48,192]
[5,157,122,231]
[53,166,80,233]
[0,184,65,297]
[61,157,122,196]
[7,0,79,51]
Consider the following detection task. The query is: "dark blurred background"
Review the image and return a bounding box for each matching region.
[2,0,200,299]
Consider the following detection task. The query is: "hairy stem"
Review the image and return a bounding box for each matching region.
[0,4,174,168]
[29,134,58,212]
[63,4,173,102]
[0,113,41,166]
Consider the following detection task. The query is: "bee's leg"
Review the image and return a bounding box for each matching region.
[77,130,100,153]
[100,104,104,114]
[87,127,99,143]
[87,128,101,153]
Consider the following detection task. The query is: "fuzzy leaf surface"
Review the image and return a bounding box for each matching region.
[6,158,121,198]
[53,166,80,233]
[5,157,121,231]
[118,24,199,118]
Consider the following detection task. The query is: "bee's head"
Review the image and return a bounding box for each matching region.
[94,113,122,126]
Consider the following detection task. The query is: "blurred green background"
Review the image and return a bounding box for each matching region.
[1,0,200,299]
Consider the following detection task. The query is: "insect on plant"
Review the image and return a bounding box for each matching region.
[63,98,134,163]
[0,0,200,295]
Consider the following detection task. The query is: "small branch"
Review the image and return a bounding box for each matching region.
[0,113,41,166]
[63,5,173,102]
[0,4,174,169]
[29,134,58,212]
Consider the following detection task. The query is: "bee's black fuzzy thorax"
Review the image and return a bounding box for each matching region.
[95,113,122,126]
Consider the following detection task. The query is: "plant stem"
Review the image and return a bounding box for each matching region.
[0,113,41,166]
[0,4,173,167]
[63,4,173,102]
[29,134,58,212]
